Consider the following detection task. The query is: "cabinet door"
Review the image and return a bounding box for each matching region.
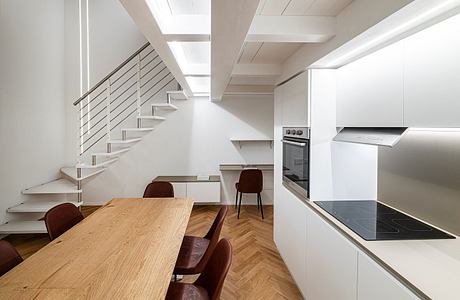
[172,182,187,198]
[337,42,404,127]
[282,71,309,127]
[403,15,460,127]
[306,208,358,300]
[274,188,308,297]
[187,182,220,203]
[358,252,419,300]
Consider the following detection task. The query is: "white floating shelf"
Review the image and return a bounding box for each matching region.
[60,167,105,181]
[230,137,274,148]
[166,90,188,100]
[151,103,178,110]
[0,221,47,234]
[8,201,82,213]
[22,179,81,195]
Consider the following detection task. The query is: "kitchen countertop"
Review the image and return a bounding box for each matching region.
[283,182,460,300]
[153,175,221,183]
[219,163,274,171]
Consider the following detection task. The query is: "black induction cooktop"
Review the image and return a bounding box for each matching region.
[315,200,455,241]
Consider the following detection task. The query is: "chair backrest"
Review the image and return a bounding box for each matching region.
[143,181,174,198]
[195,239,233,300]
[0,240,23,277]
[191,206,228,274]
[44,203,84,241]
[238,169,263,193]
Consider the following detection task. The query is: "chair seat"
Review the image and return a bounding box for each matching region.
[166,282,209,300]
[174,236,210,274]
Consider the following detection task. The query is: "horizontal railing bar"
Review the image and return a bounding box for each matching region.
[80,96,107,120]
[81,116,106,138]
[141,70,170,97]
[73,42,150,106]
[78,88,107,112]
[111,63,137,86]
[141,48,155,60]
[81,107,106,129]
[141,76,175,106]
[140,58,155,71]
[110,81,137,104]
[110,98,137,123]
[111,72,137,95]
[81,132,107,154]
[110,90,137,115]
[140,60,163,80]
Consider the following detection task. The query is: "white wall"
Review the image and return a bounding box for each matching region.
[279,0,414,82]
[81,95,274,205]
[0,0,67,223]
[379,130,460,236]
[309,69,378,201]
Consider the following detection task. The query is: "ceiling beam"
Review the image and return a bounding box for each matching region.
[211,0,261,101]
[162,15,210,42]
[247,16,336,43]
[232,63,282,77]
[224,84,274,95]
[120,0,193,97]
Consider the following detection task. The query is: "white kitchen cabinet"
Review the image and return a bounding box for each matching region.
[336,42,404,127]
[274,187,308,297]
[403,15,460,127]
[357,252,419,300]
[171,181,220,203]
[306,208,358,300]
[281,71,310,127]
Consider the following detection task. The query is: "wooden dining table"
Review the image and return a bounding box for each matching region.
[0,198,194,299]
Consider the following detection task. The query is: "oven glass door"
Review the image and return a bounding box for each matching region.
[282,138,310,197]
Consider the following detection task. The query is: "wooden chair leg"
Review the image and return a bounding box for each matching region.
[258,193,264,219]
[237,192,243,219]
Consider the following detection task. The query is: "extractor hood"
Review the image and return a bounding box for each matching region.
[333,127,408,147]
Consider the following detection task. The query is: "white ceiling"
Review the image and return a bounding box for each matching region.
[238,42,302,64]
[181,42,210,64]
[257,0,353,16]
[167,0,210,15]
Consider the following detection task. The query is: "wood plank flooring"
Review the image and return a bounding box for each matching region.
[5,205,303,300]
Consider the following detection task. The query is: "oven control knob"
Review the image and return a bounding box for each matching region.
[286,130,291,134]
[297,130,303,135]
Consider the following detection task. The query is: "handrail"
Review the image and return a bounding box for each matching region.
[73,42,150,106]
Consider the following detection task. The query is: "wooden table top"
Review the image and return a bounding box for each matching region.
[0,198,194,299]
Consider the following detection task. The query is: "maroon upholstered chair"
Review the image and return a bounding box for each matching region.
[166,239,233,300]
[0,240,23,277]
[173,206,227,276]
[44,203,84,241]
[143,181,174,198]
[235,169,264,219]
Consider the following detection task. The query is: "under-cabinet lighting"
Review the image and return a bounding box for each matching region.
[327,0,456,67]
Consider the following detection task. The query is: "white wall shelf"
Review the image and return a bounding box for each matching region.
[230,138,274,148]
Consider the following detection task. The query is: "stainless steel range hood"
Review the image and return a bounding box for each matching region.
[333,127,408,147]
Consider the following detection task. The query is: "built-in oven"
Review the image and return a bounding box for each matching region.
[281,127,310,198]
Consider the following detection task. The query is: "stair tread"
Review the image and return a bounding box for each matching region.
[0,221,47,234]
[22,179,81,195]
[60,167,105,181]
[92,148,130,157]
[136,116,166,120]
[122,127,155,132]
[8,201,82,213]
[166,90,188,100]
[79,157,118,168]
[107,138,142,144]
[151,103,178,110]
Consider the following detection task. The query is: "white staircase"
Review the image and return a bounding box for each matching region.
[0,43,188,235]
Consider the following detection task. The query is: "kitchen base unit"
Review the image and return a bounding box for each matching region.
[153,176,221,204]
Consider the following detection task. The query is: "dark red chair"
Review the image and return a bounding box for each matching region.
[166,239,233,300]
[235,169,264,219]
[0,240,23,276]
[143,181,174,198]
[174,206,227,276]
[44,203,84,241]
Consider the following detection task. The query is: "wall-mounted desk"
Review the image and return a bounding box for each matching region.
[153,176,221,203]
[219,163,274,171]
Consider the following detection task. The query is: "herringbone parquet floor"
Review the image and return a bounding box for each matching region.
[6,205,303,300]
